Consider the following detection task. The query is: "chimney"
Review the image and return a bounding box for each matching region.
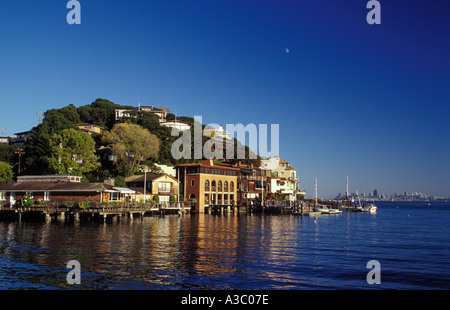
[201,159,214,166]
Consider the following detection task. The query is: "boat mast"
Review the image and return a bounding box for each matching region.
[315,178,318,205]
[346,176,349,199]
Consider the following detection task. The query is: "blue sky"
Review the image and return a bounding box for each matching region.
[0,0,449,198]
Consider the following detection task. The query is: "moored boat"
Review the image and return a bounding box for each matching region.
[314,204,330,214]
[362,203,377,213]
[328,207,342,214]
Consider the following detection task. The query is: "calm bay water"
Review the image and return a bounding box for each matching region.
[1,202,449,290]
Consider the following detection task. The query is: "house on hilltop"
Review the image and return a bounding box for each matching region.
[115,103,170,123]
[75,123,103,135]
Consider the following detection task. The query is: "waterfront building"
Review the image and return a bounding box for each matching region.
[270,177,296,202]
[125,174,180,204]
[175,160,239,213]
[0,175,133,207]
[237,166,270,207]
[260,157,301,201]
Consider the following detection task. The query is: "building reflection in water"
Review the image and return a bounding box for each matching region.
[0,214,304,289]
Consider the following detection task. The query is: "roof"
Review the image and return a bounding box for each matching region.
[159,120,192,126]
[75,123,102,128]
[112,187,136,194]
[175,162,240,171]
[0,182,116,193]
[125,174,180,183]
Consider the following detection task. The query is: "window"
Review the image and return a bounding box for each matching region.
[109,192,121,201]
[44,192,50,201]
[218,181,222,192]
[230,181,234,191]
[191,179,195,186]
[205,180,210,191]
[211,181,216,191]
[159,195,169,203]
[224,181,228,192]
[0,192,5,201]
[158,182,171,193]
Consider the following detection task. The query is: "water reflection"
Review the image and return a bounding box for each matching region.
[0,214,308,289]
[3,206,448,289]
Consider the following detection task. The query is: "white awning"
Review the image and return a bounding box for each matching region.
[112,187,136,194]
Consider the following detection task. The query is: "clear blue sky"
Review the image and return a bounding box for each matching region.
[0,0,449,198]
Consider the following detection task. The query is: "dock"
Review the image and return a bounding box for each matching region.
[0,203,192,223]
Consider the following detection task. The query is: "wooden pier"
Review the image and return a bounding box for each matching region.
[0,203,192,223]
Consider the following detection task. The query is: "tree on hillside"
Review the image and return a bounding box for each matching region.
[23,99,122,175]
[0,145,16,166]
[48,128,100,176]
[43,104,81,133]
[124,111,176,164]
[23,104,82,175]
[0,161,14,184]
[78,98,126,130]
[103,123,160,174]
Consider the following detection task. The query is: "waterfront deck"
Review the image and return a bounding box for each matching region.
[0,200,369,223]
[0,203,192,223]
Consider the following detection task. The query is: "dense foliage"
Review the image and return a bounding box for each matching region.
[4,98,259,182]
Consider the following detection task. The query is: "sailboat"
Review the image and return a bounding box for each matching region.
[353,191,363,212]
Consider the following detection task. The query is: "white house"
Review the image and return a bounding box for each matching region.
[159,120,192,131]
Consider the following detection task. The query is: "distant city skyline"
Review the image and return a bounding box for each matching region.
[0,1,449,198]
[335,189,449,201]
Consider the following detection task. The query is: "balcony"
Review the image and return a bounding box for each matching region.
[158,188,176,195]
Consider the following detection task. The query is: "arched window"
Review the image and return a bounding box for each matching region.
[205,180,210,191]
[218,181,222,192]
[211,180,216,191]
[230,181,234,191]
[224,181,228,192]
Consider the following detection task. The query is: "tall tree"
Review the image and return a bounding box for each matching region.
[103,123,160,174]
[48,128,100,176]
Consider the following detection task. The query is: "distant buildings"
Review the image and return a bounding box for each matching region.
[335,189,447,202]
